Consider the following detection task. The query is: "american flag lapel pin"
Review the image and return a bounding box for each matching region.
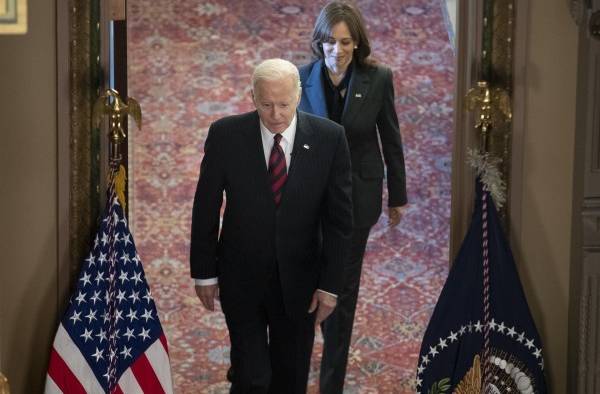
[303,144,310,150]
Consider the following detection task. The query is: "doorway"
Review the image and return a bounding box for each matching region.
[125,0,455,391]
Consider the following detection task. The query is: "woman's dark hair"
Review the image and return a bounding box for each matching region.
[310,1,373,67]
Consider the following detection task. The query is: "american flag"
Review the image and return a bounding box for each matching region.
[45,178,173,393]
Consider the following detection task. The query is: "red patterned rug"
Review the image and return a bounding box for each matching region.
[128,1,454,392]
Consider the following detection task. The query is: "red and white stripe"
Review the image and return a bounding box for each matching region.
[45,324,173,394]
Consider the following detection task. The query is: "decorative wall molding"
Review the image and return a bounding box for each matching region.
[577,253,600,392]
[570,0,600,390]
[450,0,517,257]
[449,0,482,259]
[65,0,102,296]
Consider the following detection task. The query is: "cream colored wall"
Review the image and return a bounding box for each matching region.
[513,0,578,392]
[0,0,59,392]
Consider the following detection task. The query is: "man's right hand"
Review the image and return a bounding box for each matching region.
[195,284,219,311]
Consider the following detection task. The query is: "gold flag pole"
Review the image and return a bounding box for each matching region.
[463,80,513,391]
[92,89,142,210]
[464,80,512,209]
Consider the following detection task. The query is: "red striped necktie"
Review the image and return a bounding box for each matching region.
[268,133,287,206]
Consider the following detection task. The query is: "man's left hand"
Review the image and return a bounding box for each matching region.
[388,205,407,227]
[308,290,337,326]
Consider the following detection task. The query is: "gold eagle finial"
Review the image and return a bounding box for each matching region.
[465,81,511,150]
[93,88,142,140]
[92,89,142,166]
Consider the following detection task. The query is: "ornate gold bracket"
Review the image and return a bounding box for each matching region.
[92,88,142,168]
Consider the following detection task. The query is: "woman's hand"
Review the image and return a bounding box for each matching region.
[388,206,406,227]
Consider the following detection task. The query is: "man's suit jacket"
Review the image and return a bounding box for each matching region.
[190,110,353,319]
[299,60,407,228]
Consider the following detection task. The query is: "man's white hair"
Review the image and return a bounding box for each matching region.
[252,58,301,96]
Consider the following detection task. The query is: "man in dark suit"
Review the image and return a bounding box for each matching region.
[190,58,353,394]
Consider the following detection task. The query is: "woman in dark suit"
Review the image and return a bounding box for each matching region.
[298,2,408,392]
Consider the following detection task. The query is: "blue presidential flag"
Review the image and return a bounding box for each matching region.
[416,179,547,394]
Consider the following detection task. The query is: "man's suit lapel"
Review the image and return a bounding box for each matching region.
[245,112,275,207]
[280,112,313,207]
[303,60,328,118]
[342,65,371,126]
